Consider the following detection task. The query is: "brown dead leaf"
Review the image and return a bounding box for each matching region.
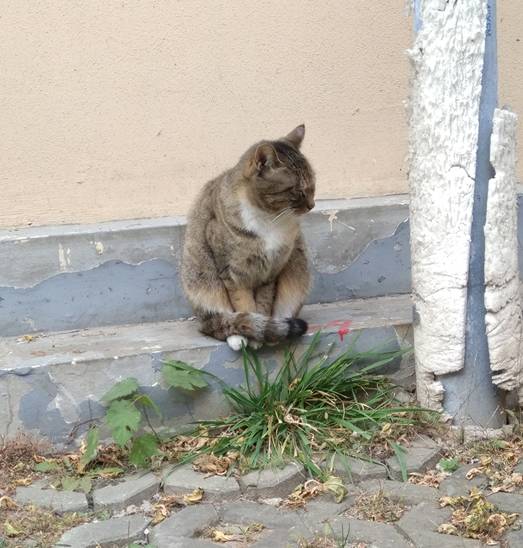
[193,453,238,476]
[183,487,204,505]
[283,477,347,508]
[4,520,22,537]
[409,469,445,488]
[0,496,19,510]
[211,529,235,542]
[466,467,483,480]
[14,477,34,487]
[438,523,458,535]
[150,495,181,525]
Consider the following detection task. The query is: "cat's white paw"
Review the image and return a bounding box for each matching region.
[248,340,263,350]
[227,335,248,351]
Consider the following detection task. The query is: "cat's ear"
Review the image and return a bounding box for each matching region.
[244,144,277,178]
[285,124,305,148]
[254,144,277,170]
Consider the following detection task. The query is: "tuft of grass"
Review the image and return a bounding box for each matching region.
[180,334,435,477]
[348,489,406,522]
[438,488,519,543]
[1,505,87,547]
[0,434,51,495]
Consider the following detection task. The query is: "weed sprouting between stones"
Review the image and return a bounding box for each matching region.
[173,334,437,477]
[72,334,436,479]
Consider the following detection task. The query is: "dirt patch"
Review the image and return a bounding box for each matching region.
[0,503,88,547]
[202,522,265,546]
[438,488,519,544]
[346,489,406,523]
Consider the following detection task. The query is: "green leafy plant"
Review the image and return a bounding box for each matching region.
[81,378,164,469]
[438,457,460,473]
[79,363,209,470]
[178,334,435,477]
[163,360,208,391]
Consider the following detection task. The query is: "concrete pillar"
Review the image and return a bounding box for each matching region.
[409,0,510,426]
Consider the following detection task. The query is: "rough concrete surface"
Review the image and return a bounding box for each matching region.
[408,0,487,411]
[11,456,523,547]
[0,196,410,336]
[14,485,88,514]
[485,108,522,393]
[0,295,413,445]
[92,472,160,511]
[386,435,442,480]
[55,514,150,547]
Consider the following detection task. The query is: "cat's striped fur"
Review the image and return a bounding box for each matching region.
[181,125,315,350]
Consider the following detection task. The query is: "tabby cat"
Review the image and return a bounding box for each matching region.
[181,125,315,350]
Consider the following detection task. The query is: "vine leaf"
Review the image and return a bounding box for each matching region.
[79,426,99,472]
[102,378,140,403]
[129,433,160,467]
[163,361,208,391]
[106,400,141,447]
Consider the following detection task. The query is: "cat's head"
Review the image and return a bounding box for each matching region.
[243,125,316,215]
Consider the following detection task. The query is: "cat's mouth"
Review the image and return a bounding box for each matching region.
[294,203,315,215]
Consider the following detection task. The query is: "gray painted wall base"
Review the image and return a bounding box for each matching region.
[0,295,413,446]
[0,196,410,337]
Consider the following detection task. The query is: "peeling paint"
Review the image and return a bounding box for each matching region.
[408,1,486,410]
[484,108,522,393]
[58,243,72,271]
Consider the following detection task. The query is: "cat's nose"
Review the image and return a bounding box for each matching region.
[306,199,315,211]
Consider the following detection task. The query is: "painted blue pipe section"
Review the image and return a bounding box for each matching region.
[413,0,504,426]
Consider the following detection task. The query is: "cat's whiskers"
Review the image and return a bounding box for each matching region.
[271,207,292,224]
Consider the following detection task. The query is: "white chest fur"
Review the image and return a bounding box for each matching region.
[239,200,299,256]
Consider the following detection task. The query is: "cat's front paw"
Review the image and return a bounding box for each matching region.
[227,335,248,351]
[248,340,263,350]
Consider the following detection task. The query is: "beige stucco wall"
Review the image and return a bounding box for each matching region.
[1,1,521,228]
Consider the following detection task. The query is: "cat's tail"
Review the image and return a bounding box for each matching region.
[199,311,308,346]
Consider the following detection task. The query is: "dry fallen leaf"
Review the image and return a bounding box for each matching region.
[4,520,22,537]
[438,523,458,535]
[183,487,204,505]
[466,467,483,480]
[0,496,19,510]
[193,453,238,476]
[409,470,445,488]
[211,529,235,542]
[14,477,33,487]
[150,495,181,525]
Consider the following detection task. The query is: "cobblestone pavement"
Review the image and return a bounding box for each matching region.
[11,437,523,547]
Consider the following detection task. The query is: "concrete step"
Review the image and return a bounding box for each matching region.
[0,295,413,446]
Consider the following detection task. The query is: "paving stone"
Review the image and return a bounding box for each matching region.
[162,464,241,500]
[487,491,523,514]
[325,517,411,548]
[92,472,160,511]
[386,436,442,480]
[438,464,489,496]
[239,462,306,498]
[55,514,149,547]
[250,523,316,548]
[218,500,296,529]
[514,459,523,475]
[15,486,88,513]
[297,496,355,523]
[396,501,482,547]
[322,454,387,482]
[150,504,219,546]
[505,525,523,548]
[357,479,439,505]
